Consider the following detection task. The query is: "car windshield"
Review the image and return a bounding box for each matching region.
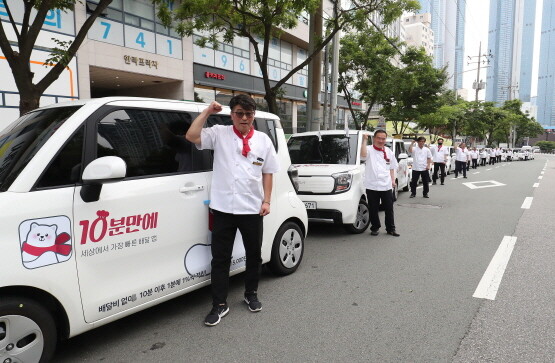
[0,106,81,191]
[288,134,358,165]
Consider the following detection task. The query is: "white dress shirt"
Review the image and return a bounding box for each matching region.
[430,144,449,163]
[198,125,279,214]
[470,150,478,159]
[411,145,432,171]
[455,148,469,162]
[361,146,398,191]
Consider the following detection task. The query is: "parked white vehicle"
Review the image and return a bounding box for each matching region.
[513,148,525,160]
[385,138,411,198]
[0,97,308,362]
[287,130,373,234]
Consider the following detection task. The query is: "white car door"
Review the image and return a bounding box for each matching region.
[73,107,212,322]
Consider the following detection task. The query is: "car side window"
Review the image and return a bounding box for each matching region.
[207,115,278,150]
[395,142,402,160]
[35,126,84,189]
[96,109,211,178]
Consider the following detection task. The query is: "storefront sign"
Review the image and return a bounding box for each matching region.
[204,72,225,80]
[123,55,158,69]
[352,102,362,106]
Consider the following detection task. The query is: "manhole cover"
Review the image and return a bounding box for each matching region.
[397,203,442,209]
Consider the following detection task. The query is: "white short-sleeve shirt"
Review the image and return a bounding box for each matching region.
[411,146,432,171]
[455,148,469,162]
[197,125,279,214]
[430,145,449,163]
[361,146,398,191]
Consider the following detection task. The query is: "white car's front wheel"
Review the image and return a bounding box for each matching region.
[344,199,370,234]
[269,221,304,275]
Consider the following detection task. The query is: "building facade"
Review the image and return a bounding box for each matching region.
[486,0,536,104]
[403,13,434,58]
[536,0,555,127]
[0,0,360,132]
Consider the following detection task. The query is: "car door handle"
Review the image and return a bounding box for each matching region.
[180,185,205,193]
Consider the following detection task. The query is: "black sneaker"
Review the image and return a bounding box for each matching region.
[204,304,229,326]
[410,194,416,198]
[370,230,379,236]
[423,195,429,198]
[432,182,437,185]
[244,292,262,312]
[386,230,400,237]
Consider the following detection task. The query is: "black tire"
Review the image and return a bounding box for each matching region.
[0,297,57,363]
[343,199,370,234]
[402,182,409,192]
[268,221,304,276]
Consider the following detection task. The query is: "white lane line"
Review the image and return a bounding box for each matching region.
[473,172,480,174]
[416,186,422,189]
[495,166,500,169]
[538,176,543,180]
[521,197,533,209]
[541,171,544,175]
[486,168,492,171]
[473,236,517,300]
[533,183,539,188]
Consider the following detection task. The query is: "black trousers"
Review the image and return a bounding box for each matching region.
[481,158,487,166]
[455,160,467,177]
[432,162,446,184]
[411,170,430,196]
[366,189,395,232]
[472,159,478,168]
[210,209,263,306]
[489,157,495,165]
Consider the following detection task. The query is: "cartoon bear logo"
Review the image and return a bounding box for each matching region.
[19,216,72,269]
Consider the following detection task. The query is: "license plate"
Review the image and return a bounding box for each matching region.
[304,201,317,210]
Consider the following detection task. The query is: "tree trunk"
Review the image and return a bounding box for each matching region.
[18,87,41,116]
[264,90,278,118]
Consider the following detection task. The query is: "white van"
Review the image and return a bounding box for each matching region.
[0,97,308,362]
[384,138,411,198]
[287,130,373,233]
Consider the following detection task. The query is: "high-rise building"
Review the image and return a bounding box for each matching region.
[537,0,555,126]
[417,0,465,90]
[403,13,434,58]
[486,0,536,104]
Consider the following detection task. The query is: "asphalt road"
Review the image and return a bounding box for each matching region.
[54,155,554,362]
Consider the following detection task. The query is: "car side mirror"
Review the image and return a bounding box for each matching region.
[398,153,408,160]
[81,156,127,203]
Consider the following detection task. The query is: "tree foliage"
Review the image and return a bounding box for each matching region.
[535,140,555,152]
[0,0,113,115]
[338,25,398,130]
[379,47,447,135]
[156,0,419,117]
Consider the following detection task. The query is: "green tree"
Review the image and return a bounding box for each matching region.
[535,140,555,152]
[156,0,419,115]
[0,0,113,115]
[501,99,544,145]
[380,47,447,135]
[338,26,399,130]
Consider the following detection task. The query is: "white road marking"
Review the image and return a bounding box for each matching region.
[495,166,500,169]
[538,176,543,180]
[473,172,480,174]
[463,180,506,189]
[473,236,517,300]
[416,186,422,189]
[541,171,544,175]
[521,197,533,209]
[486,168,492,171]
[533,183,539,188]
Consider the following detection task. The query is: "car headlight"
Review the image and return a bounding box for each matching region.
[288,164,300,193]
[332,172,353,193]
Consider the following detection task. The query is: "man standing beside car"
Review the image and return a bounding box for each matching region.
[186,95,280,327]
[360,131,400,237]
[454,142,469,178]
[408,137,432,198]
[430,137,448,185]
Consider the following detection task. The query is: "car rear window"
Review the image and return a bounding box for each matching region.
[288,134,357,165]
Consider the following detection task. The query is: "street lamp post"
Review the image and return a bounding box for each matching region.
[467,42,493,102]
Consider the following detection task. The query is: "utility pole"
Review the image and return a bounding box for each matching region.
[467,42,493,102]
[307,2,323,131]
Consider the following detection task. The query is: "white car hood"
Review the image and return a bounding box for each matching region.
[293,164,359,176]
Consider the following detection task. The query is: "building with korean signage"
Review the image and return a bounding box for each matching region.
[0,0,361,132]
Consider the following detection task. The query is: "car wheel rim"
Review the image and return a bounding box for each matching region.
[354,203,369,230]
[0,315,44,363]
[278,228,303,269]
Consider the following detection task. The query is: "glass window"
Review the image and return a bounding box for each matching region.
[269,37,280,60]
[233,36,250,51]
[0,106,82,192]
[281,41,292,65]
[36,127,84,189]
[194,87,216,104]
[287,135,358,165]
[124,0,154,20]
[96,109,211,177]
[296,103,307,133]
[277,100,292,134]
[215,89,233,107]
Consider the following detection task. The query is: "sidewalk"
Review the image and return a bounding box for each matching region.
[454,155,555,362]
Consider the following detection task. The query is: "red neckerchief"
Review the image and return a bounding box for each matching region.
[22,232,72,256]
[373,145,390,162]
[233,126,254,157]
[437,144,442,151]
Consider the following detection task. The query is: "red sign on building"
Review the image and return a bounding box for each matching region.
[204,72,225,80]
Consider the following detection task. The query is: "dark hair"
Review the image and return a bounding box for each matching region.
[417,136,426,142]
[374,129,387,137]
[229,94,256,111]
[438,138,444,142]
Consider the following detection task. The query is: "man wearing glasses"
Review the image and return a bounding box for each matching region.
[186,95,279,326]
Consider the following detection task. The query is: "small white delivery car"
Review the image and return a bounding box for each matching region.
[384,138,411,199]
[287,130,373,233]
[0,97,308,362]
